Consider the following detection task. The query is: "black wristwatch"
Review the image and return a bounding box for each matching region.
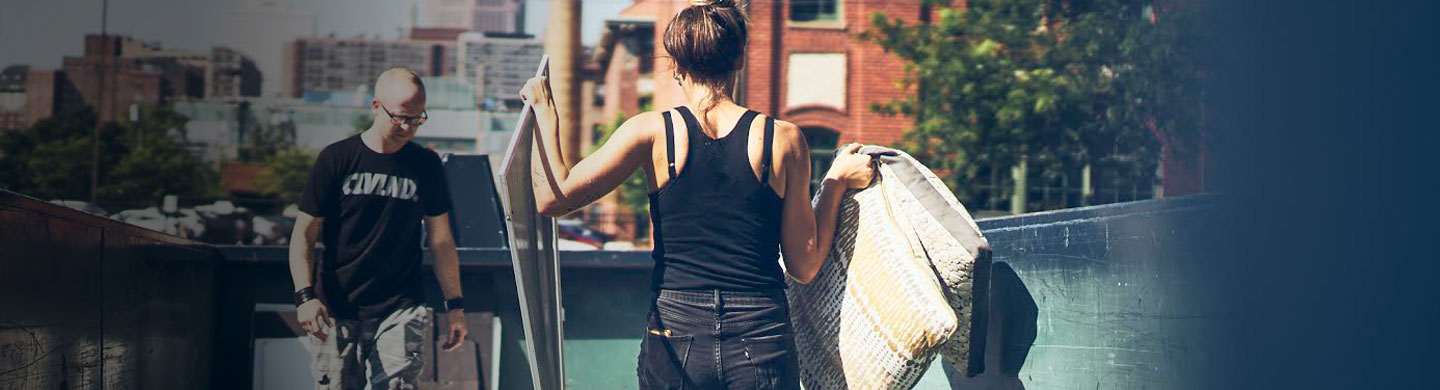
[293,287,317,306]
[443,297,465,312]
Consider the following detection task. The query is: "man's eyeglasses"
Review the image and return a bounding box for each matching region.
[380,103,427,127]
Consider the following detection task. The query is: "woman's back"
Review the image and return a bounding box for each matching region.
[519,1,877,387]
[646,104,786,290]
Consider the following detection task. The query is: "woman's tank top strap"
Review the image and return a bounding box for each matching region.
[760,116,775,183]
[662,110,677,178]
[673,106,703,141]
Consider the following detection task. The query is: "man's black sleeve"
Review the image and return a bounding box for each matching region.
[298,148,335,217]
[420,152,453,217]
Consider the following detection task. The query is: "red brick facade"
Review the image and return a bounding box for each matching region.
[62,35,167,123]
[743,0,922,146]
[628,0,923,146]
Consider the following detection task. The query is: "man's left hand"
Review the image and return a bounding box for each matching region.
[441,310,469,352]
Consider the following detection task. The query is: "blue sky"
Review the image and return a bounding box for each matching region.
[0,0,634,69]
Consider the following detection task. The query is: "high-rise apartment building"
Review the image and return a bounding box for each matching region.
[288,37,455,98]
[424,0,524,34]
[456,32,543,111]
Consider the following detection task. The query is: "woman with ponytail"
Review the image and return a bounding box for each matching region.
[520,1,877,388]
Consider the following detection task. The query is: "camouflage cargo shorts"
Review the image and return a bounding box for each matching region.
[306,304,430,390]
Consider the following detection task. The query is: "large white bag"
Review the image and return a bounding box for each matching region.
[787,146,990,389]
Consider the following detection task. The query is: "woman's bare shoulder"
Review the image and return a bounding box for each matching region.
[767,118,807,158]
[614,110,670,138]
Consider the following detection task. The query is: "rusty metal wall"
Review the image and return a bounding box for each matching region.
[0,190,221,389]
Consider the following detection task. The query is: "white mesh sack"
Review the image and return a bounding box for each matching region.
[786,148,959,390]
[869,148,991,378]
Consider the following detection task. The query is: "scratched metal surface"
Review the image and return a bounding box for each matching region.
[0,190,221,390]
[969,195,1222,390]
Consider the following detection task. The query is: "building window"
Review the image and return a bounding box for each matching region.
[790,0,839,23]
[802,126,839,195]
[785,53,846,110]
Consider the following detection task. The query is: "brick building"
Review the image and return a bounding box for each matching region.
[608,0,921,192]
[42,35,261,124]
[0,66,29,130]
[22,69,83,128]
[0,66,80,131]
[207,47,262,99]
[742,0,919,147]
[62,35,167,123]
[594,17,656,128]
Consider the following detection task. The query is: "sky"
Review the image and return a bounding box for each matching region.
[0,0,636,69]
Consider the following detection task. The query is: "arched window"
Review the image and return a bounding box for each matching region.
[802,127,839,195]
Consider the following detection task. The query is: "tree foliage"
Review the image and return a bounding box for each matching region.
[592,111,651,217]
[0,106,220,211]
[861,0,1208,209]
[254,148,316,203]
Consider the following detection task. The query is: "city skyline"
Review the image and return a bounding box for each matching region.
[0,0,632,69]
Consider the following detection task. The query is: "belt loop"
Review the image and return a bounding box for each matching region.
[713,289,722,312]
[713,289,723,333]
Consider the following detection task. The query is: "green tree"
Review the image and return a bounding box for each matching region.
[254,148,316,202]
[592,114,650,216]
[236,102,299,163]
[862,0,1206,211]
[0,106,220,211]
[0,108,122,201]
[101,106,221,210]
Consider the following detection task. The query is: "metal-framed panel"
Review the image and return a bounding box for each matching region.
[495,55,565,390]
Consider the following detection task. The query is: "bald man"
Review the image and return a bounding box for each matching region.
[288,68,467,390]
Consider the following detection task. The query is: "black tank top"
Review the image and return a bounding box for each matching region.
[648,106,785,291]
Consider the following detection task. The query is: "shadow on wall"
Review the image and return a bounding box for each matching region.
[945,261,1039,390]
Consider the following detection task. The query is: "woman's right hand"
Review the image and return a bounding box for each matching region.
[825,143,877,189]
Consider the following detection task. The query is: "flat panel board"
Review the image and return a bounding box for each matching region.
[442,155,509,248]
[494,55,565,390]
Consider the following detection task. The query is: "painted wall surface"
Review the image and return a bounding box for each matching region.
[0,191,222,390]
[964,195,1222,390]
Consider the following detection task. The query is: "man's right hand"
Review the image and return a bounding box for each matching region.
[297,299,334,341]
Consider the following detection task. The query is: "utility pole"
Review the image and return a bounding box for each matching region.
[90,0,108,204]
[544,0,581,168]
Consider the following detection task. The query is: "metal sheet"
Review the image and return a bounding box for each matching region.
[494,55,565,390]
[441,155,508,249]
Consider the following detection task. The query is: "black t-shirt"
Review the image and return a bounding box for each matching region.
[299,135,452,320]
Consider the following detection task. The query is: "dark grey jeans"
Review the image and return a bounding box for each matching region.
[638,289,801,390]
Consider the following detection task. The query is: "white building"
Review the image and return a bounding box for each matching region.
[456,32,543,111]
[288,37,454,98]
[424,0,524,34]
